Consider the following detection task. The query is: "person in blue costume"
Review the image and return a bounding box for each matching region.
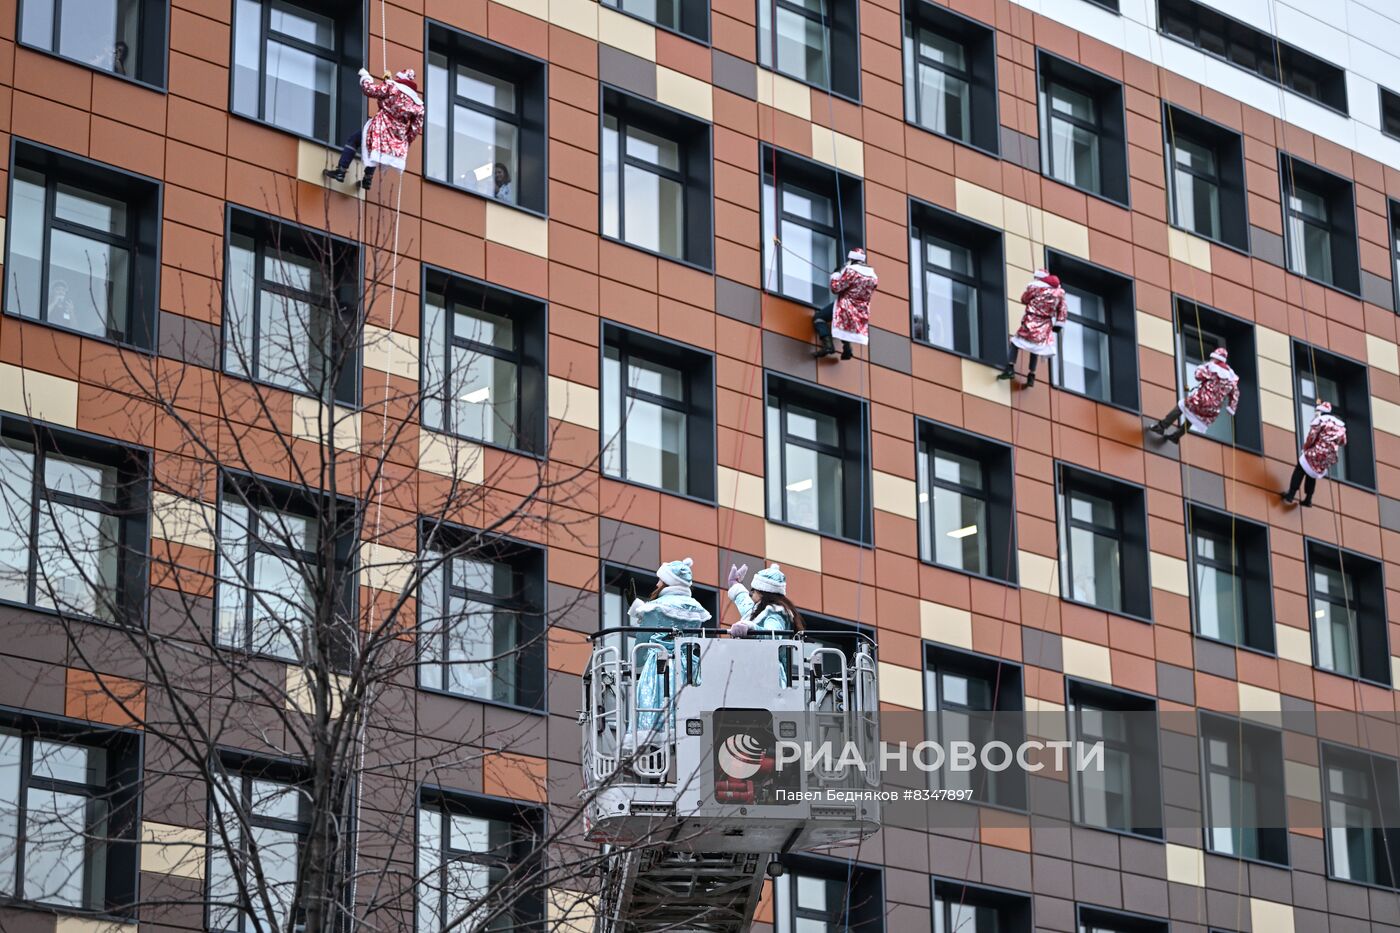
[631,557,712,742]
[726,563,805,686]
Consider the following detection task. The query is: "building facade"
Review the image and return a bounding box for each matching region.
[2,0,1400,931]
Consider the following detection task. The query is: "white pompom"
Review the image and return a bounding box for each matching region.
[683,557,693,567]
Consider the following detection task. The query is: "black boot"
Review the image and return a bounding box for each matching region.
[1167,427,1188,443]
[1281,490,1296,504]
[812,335,836,358]
[840,341,853,360]
[996,364,1015,380]
[1148,420,1169,437]
[1025,370,1036,387]
[1300,496,1313,507]
[360,168,376,190]
[323,167,347,183]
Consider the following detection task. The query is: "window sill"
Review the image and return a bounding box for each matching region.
[918,556,1018,589]
[1048,383,1141,417]
[424,423,545,462]
[601,471,717,507]
[599,5,710,46]
[1,308,156,357]
[0,595,141,631]
[416,682,547,717]
[1058,594,1153,625]
[1071,821,1165,844]
[1192,630,1277,660]
[757,64,861,107]
[1169,221,1250,259]
[1311,662,1392,691]
[764,514,873,549]
[1322,871,1400,895]
[911,337,1007,371]
[600,235,714,275]
[0,898,138,924]
[1202,846,1292,871]
[903,118,1000,160]
[1038,169,1131,210]
[1157,32,1350,119]
[16,41,167,93]
[229,110,343,151]
[1283,265,1364,302]
[760,285,833,315]
[423,174,547,220]
[221,368,360,412]
[1171,424,1263,457]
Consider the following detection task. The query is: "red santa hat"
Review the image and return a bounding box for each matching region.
[1314,400,1332,414]
[1209,347,1229,364]
[394,68,418,91]
[1032,268,1061,288]
[847,247,867,262]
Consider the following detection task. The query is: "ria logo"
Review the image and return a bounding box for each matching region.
[716,732,768,780]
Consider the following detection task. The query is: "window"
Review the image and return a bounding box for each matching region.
[766,375,871,543]
[601,88,713,268]
[425,25,546,214]
[223,208,360,403]
[1038,53,1129,205]
[1306,541,1389,685]
[602,323,716,500]
[419,527,545,710]
[0,417,148,624]
[6,142,161,349]
[761,146,864,308]
[1280,154,1360,294]
[1293,341,1374,489]
[231,0,362,144]
[17,0,167,86]
[909,200,1005,363]
[600,563,719,659]
[924,645,1026,809]
[1321,743,1400,887]
[421,269,546,454]
[1163,106,1248,250]
[1077,906,1168,933]
[916,421,1015,583]
[1383,87,1400,140]
[1067,680,1163,838]
[1174,299,1261,450]
[215,477,354,663]
[1058,465,1150,619]
[603,0,708,42]
[1391,200,1400,312]
[207,756,311,933]
[773,855,883,933]
[1158,0,1348,113]
[1187,504,1273,652]
[417,790,544,933]
[902,2,998,153]
[1047,252,1139,410]
[1199,713,1288,865]
[0,714,139,912]
[757,0,859,100]
[932,880,1032,933]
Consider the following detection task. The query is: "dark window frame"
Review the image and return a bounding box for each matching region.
[761,145,865,311]
[423,21,548,216]
[416,521,547,713]
[0,707,141,915]
[602,0,709,42]
[1279,152,1361,296]
[601,321,717,503]
[923,643,1027,811]
[764,373,872,546]
[915,419,1016,584]
[1383,87,1400,141]
[416,786,546,932]
[1319,741,1400,889]
[1291,339,1374,490]
[228,0,365,146]
[16,0,170,89]
[0,415,150,628]
[757,0,861,102]
[419,266,548,456]
[222,206,362,405]
[1186,503,1273,654]
[930,877,1033,933]
[1305,539,1390,687]
[1173,298,1261,452]
[1198,711,1289,867]
[772,852,884,933]
[1057,463,1151,621]
[4,139,163,352]
[1076,904,1169,933]
[901,0,999,155]
[1037,52,1130,207]
[1158,0,1348,114]
[1162,105,1249,252]
[1066,678,1164,840]
[1045,251,1140,412]
[908,199,1006,365]
[1390,198,1400,314]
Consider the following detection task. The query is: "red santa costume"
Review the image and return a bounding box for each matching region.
[814,248,878,359]
[1283,401,1347,506]
[998,269,1068,386]
[357,68,425,172]
[1151,346,1240,441]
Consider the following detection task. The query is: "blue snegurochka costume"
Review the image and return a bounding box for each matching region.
[727,564,795,686]
[632,558,711,739]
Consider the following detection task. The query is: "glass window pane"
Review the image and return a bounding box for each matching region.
[785,404,839,445]
[625,126,681,171]
[623,165,684,258]
[0,441,35,605]
[24,788,93,906]
[232,0,262,117]
[258,289,327,394]
[54,185,126,235]
[452,105,519,202]
[7,169,46,322]
[602,347,623,478]
[457,66,516,113]
[46,231,129,339]
[19,0,55,50]
[450,345,518,446]
[34,504,119,620]
[57,0,139,76]
[426,53,450,183]
[914,59,970,140]
[931,485,986,573]
[775,5,829,87]
[263,39,336,141]
[1173,165,1221,241]
[0,732,19,898]
[624,398,687,492]
[270,0,334,46]
[602,116,621,240]
[1049,118,1100,192]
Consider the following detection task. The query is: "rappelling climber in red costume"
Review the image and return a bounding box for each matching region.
[1149,346,1240,443]
[1282,400,1347,507]
[324,67,425,191]
[815,248,877,360]
[997,269,1068,387]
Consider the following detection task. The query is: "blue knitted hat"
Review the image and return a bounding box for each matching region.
[657,557,694,588]
[751,564,787,595]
